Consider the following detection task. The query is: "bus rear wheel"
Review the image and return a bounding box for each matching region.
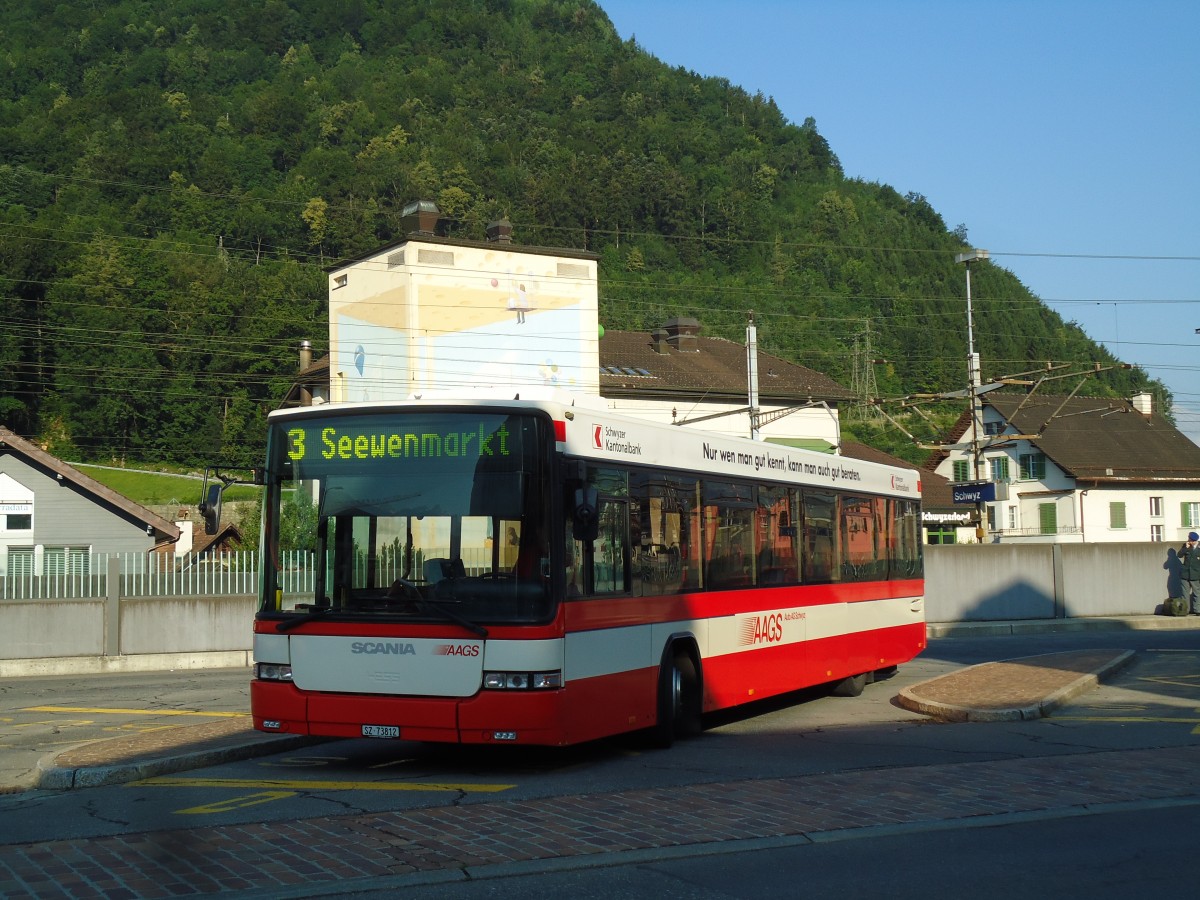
[651,652,701,748]
[830,671,869,697]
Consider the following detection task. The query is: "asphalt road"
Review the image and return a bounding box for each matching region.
[1,628,1198,851]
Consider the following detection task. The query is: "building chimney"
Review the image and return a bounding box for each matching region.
[298,340,314,407]
[1131,391,1153,417]
[400,200,441,235]
[651,328,670,354]
[486,218,513,244]
[663,316,700,352]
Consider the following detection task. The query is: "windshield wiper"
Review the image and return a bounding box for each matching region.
[274,605,333,633]
[415,598,488,639]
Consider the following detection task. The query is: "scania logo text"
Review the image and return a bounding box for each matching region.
[351,641,416,655]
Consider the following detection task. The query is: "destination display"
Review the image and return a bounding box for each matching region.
[271,412,535,480]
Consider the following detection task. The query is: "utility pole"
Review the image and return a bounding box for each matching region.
[746,310,761,440]
[955,249,989,541]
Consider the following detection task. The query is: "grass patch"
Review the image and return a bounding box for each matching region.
[72,464,262,507]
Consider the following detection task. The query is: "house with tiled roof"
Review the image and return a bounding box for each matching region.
[0,427,180,579]
[925,392,1200,543]
[281,317,855,452]
[597,317,854,450]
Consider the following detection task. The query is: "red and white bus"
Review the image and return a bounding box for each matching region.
[248,395,925,747]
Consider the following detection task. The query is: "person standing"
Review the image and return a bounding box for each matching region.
[1180,531,1200,615]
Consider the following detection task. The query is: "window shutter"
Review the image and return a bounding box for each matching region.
[43,547,65,577]
[1109,502,1126,529]
[1039,503,1057,535]
[8,549,34,577]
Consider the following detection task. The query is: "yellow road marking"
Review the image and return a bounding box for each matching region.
[102,724,183,735]
[176,792,298,814]
[1137,680,1200,690]
[258,756,349,768]
[369,759,419,769]
[22,707,249,718]
[134,776,515,793]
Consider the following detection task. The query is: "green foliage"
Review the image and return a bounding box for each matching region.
[236,488,317,554]
[0,0,1168,469]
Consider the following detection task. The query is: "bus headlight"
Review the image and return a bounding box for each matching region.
[483,670,562,690]
[255,663,293,682]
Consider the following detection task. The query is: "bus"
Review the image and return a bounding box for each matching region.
[246,394,925,747]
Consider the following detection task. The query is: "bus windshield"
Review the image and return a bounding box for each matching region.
[260,409,555,625]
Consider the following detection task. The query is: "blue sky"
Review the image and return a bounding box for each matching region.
[597,0,1200,441]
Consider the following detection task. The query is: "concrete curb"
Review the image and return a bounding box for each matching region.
[925,615,1200,639]
[35,733,321,790]
[896,649,1136,722]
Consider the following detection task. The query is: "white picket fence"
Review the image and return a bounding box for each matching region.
[0,551,314,600]
[0,547,495,601]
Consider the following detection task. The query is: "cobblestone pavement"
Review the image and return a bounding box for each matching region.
[3,744,1199,899]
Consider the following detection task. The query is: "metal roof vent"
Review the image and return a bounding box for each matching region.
[486,218,513,244]
[401,200,441,235]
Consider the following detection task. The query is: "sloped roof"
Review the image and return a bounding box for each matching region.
[985,394,1200,482]
[599,329,854,403]
[280,355,331,408]
[188,523,244,558]
[279,330,854,408]
[0,427,180,544]
[923,395,1200,484]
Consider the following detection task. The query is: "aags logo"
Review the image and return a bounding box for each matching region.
[738,614,784,646]
[435,644,481,657]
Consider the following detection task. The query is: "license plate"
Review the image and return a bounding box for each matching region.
[361,724,400,738]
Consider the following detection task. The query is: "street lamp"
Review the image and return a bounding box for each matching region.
[955,249,989,541]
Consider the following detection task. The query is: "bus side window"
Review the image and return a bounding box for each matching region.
[802,489,837,583]
[592,499,629,594]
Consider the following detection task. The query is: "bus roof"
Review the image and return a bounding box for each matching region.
[268,396,920,500]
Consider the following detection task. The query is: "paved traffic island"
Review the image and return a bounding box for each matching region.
[897,649,1135,722]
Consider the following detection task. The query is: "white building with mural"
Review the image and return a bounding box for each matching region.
[307,202,854,453]
[325,207,600,404]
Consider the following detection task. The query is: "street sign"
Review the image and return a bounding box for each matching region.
[953,481,996,504]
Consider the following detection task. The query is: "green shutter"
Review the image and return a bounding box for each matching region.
[1110,502,1126,529]
[991,457,1009,482]
[1039,503,1057,535]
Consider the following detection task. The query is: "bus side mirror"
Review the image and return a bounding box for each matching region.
[199,483,223,535]
[572,485,599,542]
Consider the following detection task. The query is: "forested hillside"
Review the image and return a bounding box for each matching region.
[0,0,1159,467]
